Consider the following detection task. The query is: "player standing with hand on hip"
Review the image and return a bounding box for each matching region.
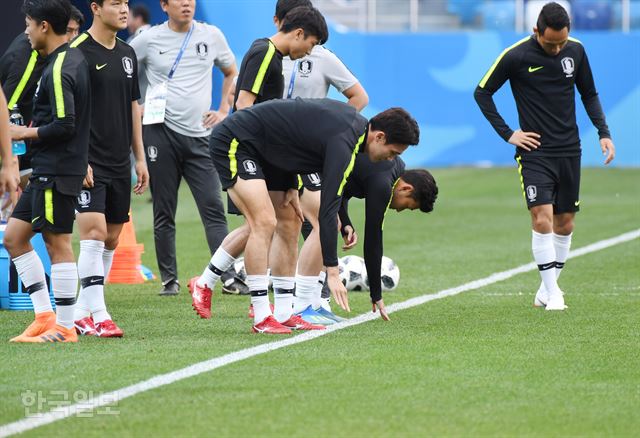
[474,2,615,310]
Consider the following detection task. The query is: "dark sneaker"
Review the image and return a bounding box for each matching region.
[159,281,180,296]
[221,272,250,295]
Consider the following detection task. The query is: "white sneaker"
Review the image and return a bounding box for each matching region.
[534,283,548,307]
[545,291,568,311]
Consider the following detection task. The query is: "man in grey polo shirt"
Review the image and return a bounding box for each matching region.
[131,0,238,296]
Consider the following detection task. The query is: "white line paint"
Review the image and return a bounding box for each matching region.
[1,229,638,437]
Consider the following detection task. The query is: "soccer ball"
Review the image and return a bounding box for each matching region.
[339,255,368,291]
[380,256,400,291]
[365,256,401,291]
[233,257,247,282]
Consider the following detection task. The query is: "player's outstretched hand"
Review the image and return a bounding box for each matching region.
[83,164,94,188]
[342,225,358,250]
[133,160,149,194]
[600,138,615,165]
[372,299,390,321]
[282,188,304,222]
[327,267,350,312]
[508,129,540,151]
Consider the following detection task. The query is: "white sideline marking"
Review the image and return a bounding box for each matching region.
[1,229,638,437]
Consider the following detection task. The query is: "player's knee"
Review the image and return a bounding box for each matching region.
[2,232,27,257]
[531,214,553,232]
[105,236,119,250]
[251,215,277,236]
[554,220,574,235]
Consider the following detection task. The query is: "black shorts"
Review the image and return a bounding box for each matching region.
[210,127,296,215]
[299,172,323,193]
[75,175,131,223]
[515,154,581,214]
[11,175,83,234]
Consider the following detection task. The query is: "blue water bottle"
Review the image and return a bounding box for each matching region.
[9,105,26,156]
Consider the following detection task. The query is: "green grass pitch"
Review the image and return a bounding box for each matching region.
[1,167,638,436]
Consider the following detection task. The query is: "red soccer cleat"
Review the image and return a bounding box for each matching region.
[95,320,124,338]
[74,316,97,336]
[189,276,212,319]
[248,303,274,319]
[252,315,292,334]
[280,314,326,331]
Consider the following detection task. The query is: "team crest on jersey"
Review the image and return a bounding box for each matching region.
[561,57,574,77]
[121,56,134,78]
[78,190,91,207]
[242,160,257,174]
[308,173,321,186]
[298,60,313,77]
[147,146,158,162]
[526,185,537,202]
[196,42,209,59]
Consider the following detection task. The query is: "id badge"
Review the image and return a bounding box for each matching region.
[142,81,168,125]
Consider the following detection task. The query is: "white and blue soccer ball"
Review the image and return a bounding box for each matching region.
[364,256,401,291]
[233,257,247,282]
[339,255,368,291]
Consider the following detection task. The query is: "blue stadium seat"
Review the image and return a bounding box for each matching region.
[448,0,482,26]
[573,1,613,30]
[480,0,516,30]
[612,0,640,30]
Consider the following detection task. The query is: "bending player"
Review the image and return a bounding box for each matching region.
[192,98,419,333]
[295,155,438,322]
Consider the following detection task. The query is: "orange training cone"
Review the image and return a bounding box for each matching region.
[107,211,146,284]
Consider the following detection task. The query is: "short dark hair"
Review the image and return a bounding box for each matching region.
[280,6,329,45]
[275,0,312,22]
[22,0,71,35]
[131,4,150,24]
[537,2,571,34]
[369,108,420,146]
[401,169,438,213]
[70,4,84,26]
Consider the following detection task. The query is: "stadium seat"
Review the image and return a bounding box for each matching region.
[573,1,613,30]
[612,0,640,30]
[447,0,482,26]
[480,0,516,30]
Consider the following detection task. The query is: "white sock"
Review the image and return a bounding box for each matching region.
[272,276,295,322]
[103,248,115,278]
[12,250,52,314]
[537,232,573,293]
[553,232,572,280]
[51,263,78,329]
[248,274,271,323]
[293,274,317,313]
[76,240,110,323]
[531,231,560,295]
[198,248,235,288]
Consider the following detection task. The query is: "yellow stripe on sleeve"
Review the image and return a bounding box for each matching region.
[337,132,366,196]
[7,50,38,109]
[250,41,276,95]
[52,52,67,118]
[479,36,529,89]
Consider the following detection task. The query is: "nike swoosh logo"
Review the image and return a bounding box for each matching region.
[574,201,580,207]
[32,216,40,223]
[90,278,102,284]
[159,50,171,54]
[96,63,107,70]
[528,66,544,73]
